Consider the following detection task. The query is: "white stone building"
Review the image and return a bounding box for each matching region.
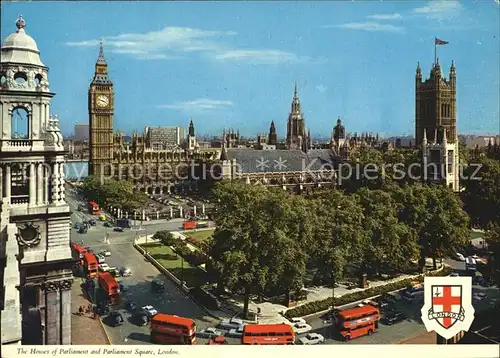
[0,16,74,345]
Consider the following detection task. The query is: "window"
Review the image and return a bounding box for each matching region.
[0,72,6,85]
[447,150,454,173]
[11,107,29,139]
[14,72,27,84]
[34,73,43,86]
[11,163,30,203]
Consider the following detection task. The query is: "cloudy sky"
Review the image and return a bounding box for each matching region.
[1,1,499,137]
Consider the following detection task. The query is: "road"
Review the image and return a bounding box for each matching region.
[303,260,499,344]
[66,186,226,345]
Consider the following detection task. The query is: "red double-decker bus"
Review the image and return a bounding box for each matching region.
[83,252,98,278]
[88,201,101,215]
[150,314,196,345]
[71,242,87,261]
[98,272,120,305]
[335,304,380,341]
[242,324,295,345]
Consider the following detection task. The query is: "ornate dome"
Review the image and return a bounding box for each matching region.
[1,15,45,66]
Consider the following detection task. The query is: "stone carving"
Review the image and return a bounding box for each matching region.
[44,115,63,147]
[43,281,59,292]
[16,222,42,248]
[59,279,73,291]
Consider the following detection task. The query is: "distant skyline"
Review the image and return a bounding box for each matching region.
[2,1,499,138]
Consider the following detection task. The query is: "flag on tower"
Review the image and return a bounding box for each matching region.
[435,38,449,45]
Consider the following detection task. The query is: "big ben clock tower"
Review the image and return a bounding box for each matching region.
[88,41,114,177]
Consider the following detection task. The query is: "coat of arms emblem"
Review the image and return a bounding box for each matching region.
[421,276,475,340]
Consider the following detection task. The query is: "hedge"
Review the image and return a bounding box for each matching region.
[284,266,452,318]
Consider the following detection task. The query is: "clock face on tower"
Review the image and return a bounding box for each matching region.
[96,94,109,108]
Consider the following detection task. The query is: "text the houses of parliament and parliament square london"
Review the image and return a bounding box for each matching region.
[88,44,459,194]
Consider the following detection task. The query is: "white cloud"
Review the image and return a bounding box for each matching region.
[325,22,404,33]
[66,26,306,64]
[157,99,233,112]
[367,13,403,20]
[315,84,328,93]
[213,50,308,64]
[412,0,463,20]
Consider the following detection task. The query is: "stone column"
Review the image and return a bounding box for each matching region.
[37,284,46,345]
[29,163,36,205]
[50,162,61,204]
[170,206,173,218]
[193,205,197,217]
[142,210,145,221]
[37,163,44,204]
[202,204,205,216]
[59,280,73,344]
[179,206,183,218]
[44,165,49,203]
[59,163,65,202]
[5,164,11,201]
[156,211,159,220]
[44,281,61,345]
[0,165,3,198]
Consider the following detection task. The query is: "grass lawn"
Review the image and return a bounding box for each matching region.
[185,228,215,242]
[139,243,209,288]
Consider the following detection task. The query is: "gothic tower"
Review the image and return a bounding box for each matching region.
[187,119,197,151]
[415,60,457,145]
[286,83,308,151]
[89,41,114,178]
[0,16,73,345]
[268,120,277,145]
[417,60,460,192]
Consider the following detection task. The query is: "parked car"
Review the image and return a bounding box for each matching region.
[109,267,120,277]
[120,267,132,277]
[218,318,244,330]
[151,279,165,293]
[373,297,389,308]
[74,222,82,229]
[114,227,124,232]
[449,272,459,277]
[288,317,307,325]
[95,254,105,264]
[88,219,97,226]
[198,327,223,338]
[101,250,111,257]
[381,312,407,326]
[227,326,244,338]
[107,311,124,327]
[362,299,379,307]
[208,337,227,345]
[133,311,149,326]
[293,323,312,335]
[381,293,397,304]
[78,227,87,234]
[98,263,110,272]
[298,333,325,345]
[141,305,158,318]
[125,301,137,312]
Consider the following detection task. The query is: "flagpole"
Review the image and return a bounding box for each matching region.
[434,37,437,66]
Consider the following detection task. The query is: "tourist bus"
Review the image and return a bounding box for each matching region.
[242,324,295,345]
[401,282,425,302]
[98,272,120,305]
[83,252,98,278]
[71,242,87,260]
[335,305,380,341]
[150,314,196,345]
[88,201,101,215]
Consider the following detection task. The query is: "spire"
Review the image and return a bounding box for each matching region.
[97,39,107,65]
[188,119,195,137]
[294,82,298,98]
[291,83,301,113]
[16,15,26,32]
[337,116,341,124]
[416,62,421,74]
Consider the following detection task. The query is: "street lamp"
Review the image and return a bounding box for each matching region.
[180,255,184,288]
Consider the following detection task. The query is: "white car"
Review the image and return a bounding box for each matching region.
[293,323,312,335]
[141,305,158,317]
[197,327,222,338]
[288,317,306,325]
[98,263,110,272]
[449,272,459,277]
[456,253,465,261]
[102,250,111,257]
[218,318,244,330]
[298,333,325,345]
[227,326,244,338]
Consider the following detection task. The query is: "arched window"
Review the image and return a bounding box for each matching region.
[0,72,7,85]
[11,107,30,139]
[34,73,43,86]
[14,72,27,84]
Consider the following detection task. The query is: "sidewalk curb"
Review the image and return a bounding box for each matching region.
[98,317,113,345]
[297,265,446,319]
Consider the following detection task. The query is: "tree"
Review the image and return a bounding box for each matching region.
[208,181,308,318]
[485,223,500,288]
[462,157,500,228]
[81,176,148,212]
[153,231,177,246]
[355,187,419,275]
[393,184,470,271]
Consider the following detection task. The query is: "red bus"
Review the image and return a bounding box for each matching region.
[183,221,196,230]
[242,324,295,345]
[98,272,120,305]
[88,201,101,215]
[150,314,196,345]
[71,243,87,261]
[83,252,98,278]
[335,304,380,341]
